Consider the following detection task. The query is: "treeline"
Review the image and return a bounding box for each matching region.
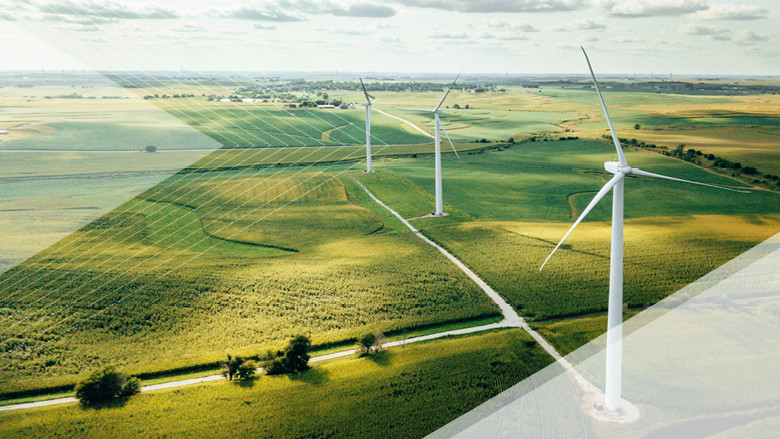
[143,93,196,100]
[617,137,780,187]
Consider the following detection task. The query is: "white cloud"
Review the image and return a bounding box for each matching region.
[678,23,731,40]
[554,18,607,31]
[426,30,469,39]
[479,32,528,41]
[485,19,538,32]
[691,4,768,21]
[603,0,708,18]
[392,0,587,13]
[733,30,772,44]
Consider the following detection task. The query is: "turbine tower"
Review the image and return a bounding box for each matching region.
[405,73,461,216]
[540,47,749,413]
[359,78,375,173]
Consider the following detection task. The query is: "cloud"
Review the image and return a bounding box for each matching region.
[691,4,768,21]
[554,18,607,31]
[678,23,730,40]
[426,30,469,39]
[216,1,395,22]
[38,0,177,21]
[220,6,304,22]
[485,19,538,32]
[733,30,772,44]
[253,23,277,30]
[602,0,707,18]
[326,27,372,35]
[330,3,396,17]
[392,0,587,13]
[479,32,528,40]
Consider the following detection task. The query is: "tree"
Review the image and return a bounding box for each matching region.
[356,332,385,355]
[634,123,641,130]
[75,365,141,405]
[265,335,312,375]
[236,360,257,380]
[452,104,461,109]
[144,145,157,153]
[357,333,376,355]
[222,354,244,381]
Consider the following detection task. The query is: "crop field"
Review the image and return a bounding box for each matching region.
[368,139,779,223]
[0,330,557,439]
[422,214,779,322]
[0,170,500,394]
[167,102,432,148]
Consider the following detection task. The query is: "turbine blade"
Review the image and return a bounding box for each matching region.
[359,78,372,104]
[398,107,434,112]
[439,120,460,159]
[581,47,627,166]
[540,173,625,271]
[434,71,462,112]
[630,168,750,193]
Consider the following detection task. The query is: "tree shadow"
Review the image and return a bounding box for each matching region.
[78,396,131,410]
[232,376,258,388]
[363,351,392,366]
[287,367,329,385]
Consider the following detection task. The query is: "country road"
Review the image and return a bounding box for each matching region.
[375,109,435,139]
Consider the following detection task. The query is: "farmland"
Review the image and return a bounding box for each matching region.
[1,74,779,437]
[0,330,557,439]
[0,170,500,394]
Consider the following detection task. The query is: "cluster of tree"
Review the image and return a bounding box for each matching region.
[265,335,312,375]
[143,93,196,100]
[221,355,257,381]
[356,332,386,356]
[618,137,779,187]
[75,365,141,406]
[451,104,470,110]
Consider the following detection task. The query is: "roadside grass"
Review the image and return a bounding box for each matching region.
[0,329,555,439]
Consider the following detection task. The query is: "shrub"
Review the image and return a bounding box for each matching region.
[236,360,257,380]
[145,145,157,153]
[265,335,312,375]
[75,366,141,405]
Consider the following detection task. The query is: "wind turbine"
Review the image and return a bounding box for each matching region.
[359,78,376,173]
[404,73,461,216]
[540,47,749,413]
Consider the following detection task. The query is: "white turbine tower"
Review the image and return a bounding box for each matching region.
[359,78,375,173]
[540,47,749,413]
[405,73,461,216]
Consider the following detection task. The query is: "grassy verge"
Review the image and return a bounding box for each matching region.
[0,329,554,439]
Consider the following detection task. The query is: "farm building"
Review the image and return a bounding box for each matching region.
[317,104,335,109]
[0,130,7,135]
[283,103,297,108]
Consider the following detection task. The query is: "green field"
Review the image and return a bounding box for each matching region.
[0,330,556,439]
[0,170,500,394]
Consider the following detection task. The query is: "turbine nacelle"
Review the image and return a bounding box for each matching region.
[604,161,632,175]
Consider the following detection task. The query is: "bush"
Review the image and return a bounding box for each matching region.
[75,366,141,405]
[144,145,157,153]
[265,335,312,375]
[236,360,257,380]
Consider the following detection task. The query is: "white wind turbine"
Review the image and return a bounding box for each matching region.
[540,47,749,413]
[359,78,376,173]
[404,73,461,216]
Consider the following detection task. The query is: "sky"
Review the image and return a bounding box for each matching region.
[1,0,779,75]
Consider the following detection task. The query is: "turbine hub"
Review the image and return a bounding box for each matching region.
[604,161,632,175]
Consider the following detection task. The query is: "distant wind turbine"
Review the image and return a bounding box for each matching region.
[540,47,749,413]
[359,78,376,173]
[404,73,461,216]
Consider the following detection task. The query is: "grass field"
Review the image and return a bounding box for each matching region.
[366,139,778,223]
[0,330,556,439]
[0,170,500,394]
